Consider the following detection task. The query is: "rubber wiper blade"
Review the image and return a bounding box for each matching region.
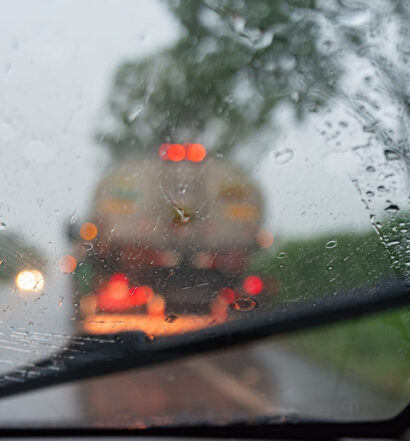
[0,278,408,399]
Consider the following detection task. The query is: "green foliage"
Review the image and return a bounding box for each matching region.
[286,307,410,398]
[250,213,409,398]
[0,233,45,281]
[99,0,341,159]
[250,230,394,303]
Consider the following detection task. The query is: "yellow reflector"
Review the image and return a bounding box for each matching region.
[225,204,259,221]
[80,222,98,240]
[99,199,137,214]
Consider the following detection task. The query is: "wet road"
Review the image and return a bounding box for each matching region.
[0,279,403,427]
[0,340,401,427]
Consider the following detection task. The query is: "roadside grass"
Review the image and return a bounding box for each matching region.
[249,221,409,399]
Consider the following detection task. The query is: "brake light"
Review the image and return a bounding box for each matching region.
[129,285,154,306]
[98,273,154,311]
[218,287,236,304]
[243,276,264,295]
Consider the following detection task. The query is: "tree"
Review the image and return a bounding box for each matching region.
[98,0,341,160]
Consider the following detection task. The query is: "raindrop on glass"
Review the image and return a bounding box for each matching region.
[384,149,400,161]
[165,314,178,323]
[0,222,6,230]
[82,242,94,251]
[274,149,294,165]
[127,104,143,122]
[325,240,337,249]
[69,213,78,224]
[385,204,399,213]
[231,297,257,312]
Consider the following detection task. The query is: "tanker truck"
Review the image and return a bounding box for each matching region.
[69,143,273,336]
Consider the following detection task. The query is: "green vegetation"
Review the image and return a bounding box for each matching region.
[250,214,409,398]
[285,307,409,398]
[99,0,341,159]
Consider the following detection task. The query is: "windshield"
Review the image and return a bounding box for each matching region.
[0,0,408,429]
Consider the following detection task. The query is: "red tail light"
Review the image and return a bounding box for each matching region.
[218,287,236,304]
[243,276,264,295]
[168,144,186,162]
[97,273,153,311]
[129,285,154,306]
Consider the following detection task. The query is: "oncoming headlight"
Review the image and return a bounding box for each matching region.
[16,270,44,292]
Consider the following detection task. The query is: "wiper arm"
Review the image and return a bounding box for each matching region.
[0,278,408,400]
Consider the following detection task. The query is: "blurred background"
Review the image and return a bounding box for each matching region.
[0,0,408,428]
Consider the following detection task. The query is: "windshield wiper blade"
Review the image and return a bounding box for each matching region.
[0,278,408,400]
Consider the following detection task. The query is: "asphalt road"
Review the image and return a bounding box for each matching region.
[0,339,402,427]
[0,278,404,427]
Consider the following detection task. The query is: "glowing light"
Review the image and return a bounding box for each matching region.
[59,255,77,273]
[80,222,98,241]
[243,276,264,295]
[256,230,274,248]
[129,285,154,306]
[97,273,130,311]
[218,287,235,304]
[187,143,206,162]
[168,144,185,162]
[110,273,128,284]
[82,313,214,336]
[16,270,44,292]
[147,295,166,318]
[158,143,170,160]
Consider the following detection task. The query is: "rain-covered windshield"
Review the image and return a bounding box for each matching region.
[0,0,408,429]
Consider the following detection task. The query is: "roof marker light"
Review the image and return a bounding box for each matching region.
[187,143,206,162]
[168,144,186,162]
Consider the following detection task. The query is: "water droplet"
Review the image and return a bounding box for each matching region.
[277,251,287,259]
[366,191,374,197]
[127,104,143,122]
[325,240,337,249]
[274,149,294,165]
[290,91,300,103]
[377,185,387,192]
[69,213,78,224]
[231,297,257,312]
[82,242,93,251]
[336,8,370,27]
[165,314,178,323]
[173,205,191,223]
[385,204,399,213]
[384,149,400,161]
[366,166,375,173]
[0,222,6,230]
